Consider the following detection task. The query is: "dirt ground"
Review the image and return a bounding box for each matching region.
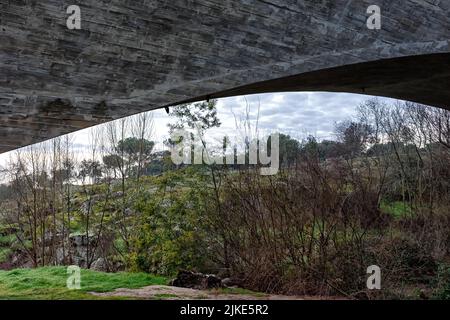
[91,285,344,300]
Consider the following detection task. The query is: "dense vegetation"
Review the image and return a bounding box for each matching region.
[0,99,449,299]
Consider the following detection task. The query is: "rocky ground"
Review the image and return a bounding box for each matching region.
[91,285,340,300]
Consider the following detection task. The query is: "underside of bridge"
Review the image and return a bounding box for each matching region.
[0,0,449,153]
[181,53,450,108]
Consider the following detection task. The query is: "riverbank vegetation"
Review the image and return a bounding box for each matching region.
[0,99,449,299]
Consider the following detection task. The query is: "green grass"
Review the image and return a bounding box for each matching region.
[381,201,413,219]
[0,267,168,300]
[154,293,179,299]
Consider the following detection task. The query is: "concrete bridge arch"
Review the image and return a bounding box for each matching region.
[0,0,449,153]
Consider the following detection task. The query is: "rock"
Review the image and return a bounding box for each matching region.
[112,191,124,198]
[80,202,90,215]
[91,258,108,272]
[55,247,65,265]
[221,277,243,288]
[68,234,99,268]
[171,270,222,290]
[70,234,97,247]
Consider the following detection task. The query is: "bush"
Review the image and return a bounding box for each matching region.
[433,265,450,299]
[128,170,213,276]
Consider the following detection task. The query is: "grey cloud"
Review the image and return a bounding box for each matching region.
[220,92,373,139]
[0,92,397,167]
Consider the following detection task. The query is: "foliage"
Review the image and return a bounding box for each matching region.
[336,120,374,157]
[168,100,221,133]
[381,201,413,219]
[116,137,155,163]
[277,134,302,167]
[0,248,12,264]
[78,160,103,183]
[128,169,213,275]
[102,154,123,170]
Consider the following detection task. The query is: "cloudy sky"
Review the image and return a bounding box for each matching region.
[0,91,396,171]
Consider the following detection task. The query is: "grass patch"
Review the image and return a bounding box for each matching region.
[381,201,413,219]
[0,266,168,300]
[154,293,179,299]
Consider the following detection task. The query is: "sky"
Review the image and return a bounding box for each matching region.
[0,91,395,172]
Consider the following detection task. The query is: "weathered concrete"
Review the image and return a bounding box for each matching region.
[0,0,449,153]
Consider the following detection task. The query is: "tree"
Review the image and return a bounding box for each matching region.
[78,160,103,184]
[168,100,221,134]
[116,137,155,169]
[336,121,374,158]
[102,154,122,179]
[131,112,154,184]
[278,134,301,167]
[317,140,342,160]
[167,100,228,266]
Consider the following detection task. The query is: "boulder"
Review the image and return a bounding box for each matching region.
[171,270,222,290]
[221,277,243,288]
[91,257,108,272]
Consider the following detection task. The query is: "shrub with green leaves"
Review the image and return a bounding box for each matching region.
[128,169,213,276]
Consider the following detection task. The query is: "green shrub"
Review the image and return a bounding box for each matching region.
[128,170,213,276]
